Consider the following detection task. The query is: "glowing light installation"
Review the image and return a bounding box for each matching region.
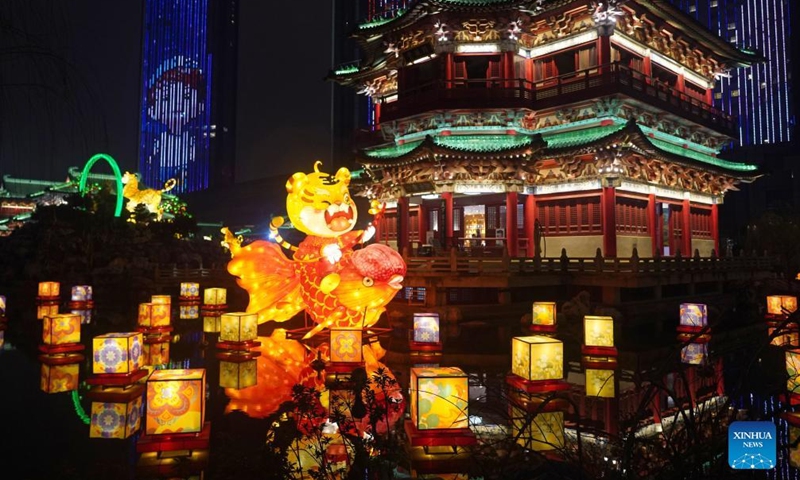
[78,153,125,218]
[146,369,206,434]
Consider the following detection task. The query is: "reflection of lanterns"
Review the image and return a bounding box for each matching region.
[680,303,707,327]
[410,367,468,430]
[768,295,798,316]
[42,313,81,346]
[0,295,5,316]
[330,329,363,363]
[38,281,60,300]
[71,285,92,302]
[203,288,227,307]
[220,360,257,389]
[681,343,708,365]
[586,369,615,397]
[37,304,58,320]
[72,309,92,325]
[180,304,199,319]
[413,313,440,344]
[40,362,79,393]
[143,342,170,367]
[220,312,258,343]
[180,283,200,300]
[90,393,144,439]
[769,328,799,347]
[510,404,564,451]
[584,316,615,347]
[511,336,563,381]
[787,349,800,395]
[93,333,144,374]
[138,303,171,330]
[146,369,206,435]
[531,302,557,333]
[203,315,221,333]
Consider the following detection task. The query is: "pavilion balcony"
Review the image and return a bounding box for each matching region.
[381,63,736,138]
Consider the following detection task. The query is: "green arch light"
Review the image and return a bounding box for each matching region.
[78,153,124,217]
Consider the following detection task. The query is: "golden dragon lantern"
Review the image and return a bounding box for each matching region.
[223,162,406,339]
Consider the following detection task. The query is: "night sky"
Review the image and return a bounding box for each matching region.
[0,0,333,184]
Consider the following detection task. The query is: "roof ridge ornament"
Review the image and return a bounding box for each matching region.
[591,0,627,37]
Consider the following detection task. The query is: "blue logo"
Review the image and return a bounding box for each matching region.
[728,421,776,470]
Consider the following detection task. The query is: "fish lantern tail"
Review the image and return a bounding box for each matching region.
[227,239,304,323]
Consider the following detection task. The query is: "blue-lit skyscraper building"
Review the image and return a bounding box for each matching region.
[139,0,238,193]
[670,0,795,146]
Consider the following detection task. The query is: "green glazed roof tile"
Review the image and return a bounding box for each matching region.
[542,124,628,149]
[648,138,757,172]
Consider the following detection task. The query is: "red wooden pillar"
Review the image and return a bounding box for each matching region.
[505,191,518,257]
[676,73,686,93]
[445,53,453,86]
[705,87,714,105]
[524,194,536,258]
[711,203,719,255]
[442,192,454,249]
[642,55,652,76]
[597,35,611,72]
[648,194,658,257]
[398,197,410,255]
[601,187,617,257]
[681,199,692,256]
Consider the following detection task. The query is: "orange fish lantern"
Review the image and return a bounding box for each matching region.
[224,162,405,338]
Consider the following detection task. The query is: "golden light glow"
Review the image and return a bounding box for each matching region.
[146,369,206,435]
[768,295,799,315]
[410,367,468,430]
[330,329,363,363]
[143,342,170,367]
[586,369,615,397]
[220,360,257,389]
[220,312,258,343]
[37,304,58,320]
[90,397,143,439]
[204,288,227,305]
[679,303,707,327]
[769,328,799,347]
[151,295,171,305]
[138,303,170,328]
[510,405,564,451]
[511,336,563,381]
[413,313,440,343]
[92,332,144,374]
[788,349,800,395]
[42,313,81,345]
[38,281,60,298]
[532,302,556,326]
[584,316,615,347]
[203,315,221,333]
[40,363,79,393]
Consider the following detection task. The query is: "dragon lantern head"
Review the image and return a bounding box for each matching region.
[286,161,356,238]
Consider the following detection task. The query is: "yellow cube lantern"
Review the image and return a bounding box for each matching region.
[413,313,440,343]
[90,396,143,439]
[37,304,58,320]
[180,283,200,298]
[180,304,199,320]
[151,295,171,305]
[0,295,6,315]
[40,363,79,393]
[220,312,258,343]
[584,316,615,347]
[586,369,615,398]
[330,328,363,363]
[203,288,227,306]
[769,327,799,347]
[38,281,60,298]
[42,313,81,345]
[203,315,221,333]
[220,360,257,389]
[146,369,206,435]
[93,332,144,374]
[788,349,800,395]
[143,342,170,367]
[70,285,93,302]
[510,405,564,451]
[679,303,707,328]
[768,295,799,315]
[138,303,171,328]
[410,367,469,430]
[532,302,556,327]
[511,336,563,381]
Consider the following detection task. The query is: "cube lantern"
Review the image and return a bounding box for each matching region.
[585,369,615,398]
[220,359,257,389]
[180,283,200,298]
[681,343,708,365]
[71,285,93,302]
[93,333,143,374]
[532,302,556,327]
[769,327,799,347]
[72,309,92,325]
[90,396,143,439]
[143,342,170,367]
[410,367,468,430]
[40,363,79,393]
[220,312,258,343]
[42,313,81,345]
[203,315,221,333]
[138,303,170,328]
[330,329,363,363]
[37,304,58,320]
[787,349,800,395]
[584,316,615,347]
[679,303,707,328]
[510,405,564,451]
[0,295,6,315]
[180,304,199,320]
[38,281,60,298]
[768,295,799,315]
[203,288,227,306]
[146,369,206,435]
[413,313,440,343]
[151,295,171,305]
[511,336,563,382]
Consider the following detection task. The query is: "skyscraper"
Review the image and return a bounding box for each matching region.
[670,0,795,145]
[138,0,238,193]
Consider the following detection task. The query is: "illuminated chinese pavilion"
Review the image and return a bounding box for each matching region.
[331,0,760,258]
